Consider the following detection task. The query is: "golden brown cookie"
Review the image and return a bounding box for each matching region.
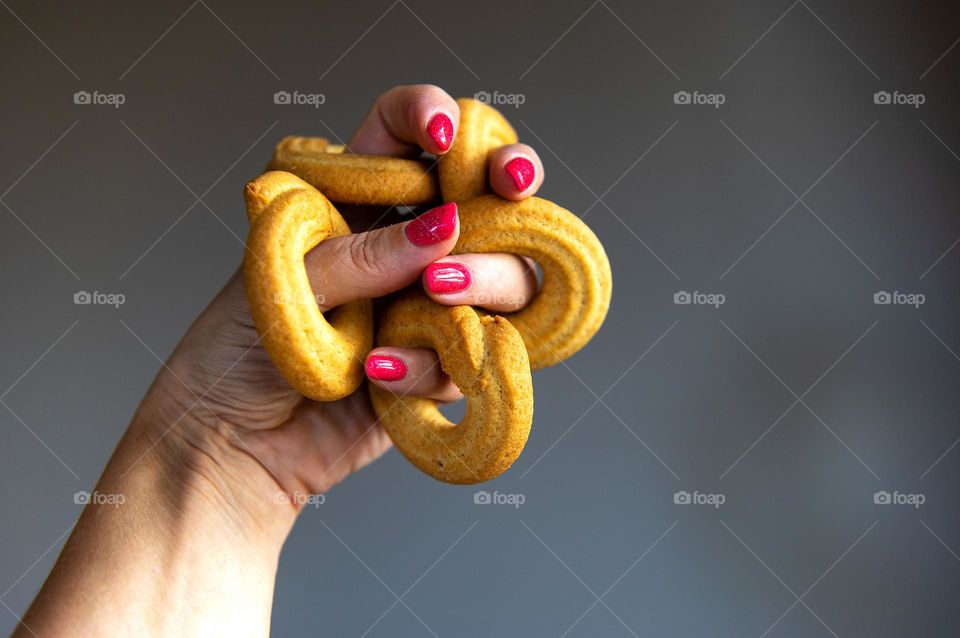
[453,195,612,368]
[243,170,372,400]
[269,135,437,206]
[368,293,533,484]
[437,98,518,202]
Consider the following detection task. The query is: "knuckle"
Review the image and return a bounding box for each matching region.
[383,87,422,129]
[347,235,389,278]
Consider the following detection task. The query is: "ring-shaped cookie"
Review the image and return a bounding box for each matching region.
[243,171,372,400]
[269,135,437,206]
[453,194,612,368]
[368,293,533,484]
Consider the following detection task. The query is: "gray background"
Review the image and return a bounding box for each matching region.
[2,1,959,636]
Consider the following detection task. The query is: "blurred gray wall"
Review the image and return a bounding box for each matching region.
[2,1,959,635]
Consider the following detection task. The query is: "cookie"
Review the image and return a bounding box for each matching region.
[269,135,437,206]
[243,170,373,400]
[367,293,533,484]
[453,194,612,368]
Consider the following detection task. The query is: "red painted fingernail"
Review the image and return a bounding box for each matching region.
[505,157,535,192]
[425,262,471,294]
[366,355,407,381]
[427,112,453,152]
[405,202,458,246]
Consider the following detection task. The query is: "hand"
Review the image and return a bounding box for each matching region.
[154,84,545,506]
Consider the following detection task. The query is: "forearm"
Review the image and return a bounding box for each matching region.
[15,375,297,637]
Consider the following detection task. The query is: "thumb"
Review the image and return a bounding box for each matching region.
[306,202,459,311]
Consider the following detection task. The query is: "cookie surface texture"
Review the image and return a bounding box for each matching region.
[269,135,437,206]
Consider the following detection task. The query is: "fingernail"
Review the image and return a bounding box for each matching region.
[366,355,407,381]
[427,112,453,152]
[425,262,471,294]
[405,202,458,246]
[505,157,535,192]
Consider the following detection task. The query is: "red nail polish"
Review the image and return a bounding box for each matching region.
[427,113,453,152]
[425,262,471,294]
[405,202,458,246]
[505,157,535,192]
[366,355,407,381]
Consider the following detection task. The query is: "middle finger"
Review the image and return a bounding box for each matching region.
[422,253,538,313]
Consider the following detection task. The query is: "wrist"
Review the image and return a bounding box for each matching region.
[20,371,298,637]
[126,369,299,551]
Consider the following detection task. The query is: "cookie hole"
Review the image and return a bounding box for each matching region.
[531,259,544,289]
[438,398,466,423]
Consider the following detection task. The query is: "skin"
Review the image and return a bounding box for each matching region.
[11,85,544,637]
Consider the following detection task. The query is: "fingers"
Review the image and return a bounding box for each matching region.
[347,86,546,200]
[422,253,538,313]
[305,202,459,311]
[348,84,460,157]
[365,348,463,402]
[487,143,545,200]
